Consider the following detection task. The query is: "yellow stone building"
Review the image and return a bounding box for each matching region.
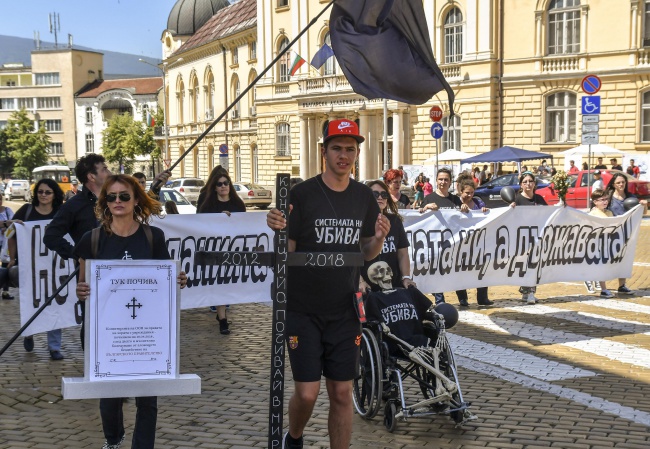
[162,0,650,185]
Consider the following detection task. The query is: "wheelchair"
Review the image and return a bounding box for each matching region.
[352,302,476,432]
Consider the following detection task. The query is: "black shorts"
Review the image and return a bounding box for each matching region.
[286,308,361,382]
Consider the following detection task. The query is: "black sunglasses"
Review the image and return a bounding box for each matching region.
[215,181,230,187]
[106,192,132,202]
[37,190,53,196]
[372,191,390,199]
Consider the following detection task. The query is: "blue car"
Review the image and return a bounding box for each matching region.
[473,173,549,208]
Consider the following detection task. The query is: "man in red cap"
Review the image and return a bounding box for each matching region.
[267,118,390,449]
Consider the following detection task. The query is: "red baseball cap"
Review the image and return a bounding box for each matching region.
[323,119,365,144]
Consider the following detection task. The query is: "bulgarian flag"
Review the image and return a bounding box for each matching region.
[146,110,155,127]
[289,52,306,76]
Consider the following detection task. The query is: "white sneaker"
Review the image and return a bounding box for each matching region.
[594,281,602,290]
[584,281,595,294]
[526,293,536,304]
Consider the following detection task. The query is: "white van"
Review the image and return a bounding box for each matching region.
[4,180,30,201]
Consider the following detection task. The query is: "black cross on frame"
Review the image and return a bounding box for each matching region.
[194,174,363,449]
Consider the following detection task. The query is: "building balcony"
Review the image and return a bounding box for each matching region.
[440,64,461,80]
[541,55,581,73]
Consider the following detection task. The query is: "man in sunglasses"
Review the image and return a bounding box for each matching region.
[266,119,390,449]
[44,154,112,348]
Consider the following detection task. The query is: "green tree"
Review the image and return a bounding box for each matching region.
[102,109,162,172]
[0,127,16,177]
[4,109,50,179]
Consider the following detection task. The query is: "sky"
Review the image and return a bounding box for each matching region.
[2,0,180,59]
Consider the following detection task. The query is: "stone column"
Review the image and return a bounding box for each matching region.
[392,110,403,169]
[367,114,378,178]
[358,112,369,180]
[299,115,309,179]
[308,116,318,175]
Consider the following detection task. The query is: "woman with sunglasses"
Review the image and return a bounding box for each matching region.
[359,180,414,292]
[73,174,187,449]
[509,171,547,304]
[604,173,648,295]
[197,169,246,334]
[7,179,65,358]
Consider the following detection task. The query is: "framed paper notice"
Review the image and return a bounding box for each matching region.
[87,259,179,381]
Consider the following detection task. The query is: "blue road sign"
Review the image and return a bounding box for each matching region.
[581,96,601,115]
[219,144,228,155]
[430,123,444,139]
[581,75,602,95]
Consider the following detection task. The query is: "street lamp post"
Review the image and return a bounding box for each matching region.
[139,57,183,170]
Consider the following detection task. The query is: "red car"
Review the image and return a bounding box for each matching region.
[536,170,650,208]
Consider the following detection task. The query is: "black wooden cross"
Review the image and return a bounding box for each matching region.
[194,173,364,449]
[125,297,142,319]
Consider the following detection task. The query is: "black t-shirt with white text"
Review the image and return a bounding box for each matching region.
[365,288,433,349]
[288,175,380,315]
[422,191,462,209]
[361,214,409,291]
[74,225,170,261]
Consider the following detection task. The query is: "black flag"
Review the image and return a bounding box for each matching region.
[329,0,454,108]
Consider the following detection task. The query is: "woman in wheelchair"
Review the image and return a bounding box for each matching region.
[352,261,476,431]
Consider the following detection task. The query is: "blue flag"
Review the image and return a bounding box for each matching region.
[310,43,335,69]
[329,0,454,108]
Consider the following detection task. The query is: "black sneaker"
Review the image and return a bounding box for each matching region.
[2,292,14,300]
[218,318,231,335]
[617,285,634,295]
[458,299,470,307]
[49,350,64,361]
[282,432,303,449]
[478,299,494,306]
[23,336,34,352]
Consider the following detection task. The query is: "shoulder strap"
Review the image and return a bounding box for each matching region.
[25,205,32,220]
[143,224,153,258]
[91,228,101,259]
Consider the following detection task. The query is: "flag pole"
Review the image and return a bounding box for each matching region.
[151,0,337,192]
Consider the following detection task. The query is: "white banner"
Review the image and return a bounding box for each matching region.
[16,207,643,335]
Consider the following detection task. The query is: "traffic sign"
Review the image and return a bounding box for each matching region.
[582,124,599,133]
[430,123,444,139]
[429,106,443,122]
[581,96,600,115]
[583,115,599,124]
[219,144,228,155]
[581,75,602,95]
[582,133,599,145]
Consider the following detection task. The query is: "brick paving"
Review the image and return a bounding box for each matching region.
[1,218,650,448]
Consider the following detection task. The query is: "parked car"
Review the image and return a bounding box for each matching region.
[536,170,650,208]
[234,182,273,209]
[159,188,197,214]
[169,178,205,205]
[4,180,31,201]
[474,173,550,208]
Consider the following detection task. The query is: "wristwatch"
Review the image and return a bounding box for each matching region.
[401,275,412,280]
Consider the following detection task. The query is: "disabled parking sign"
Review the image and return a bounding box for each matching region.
[581,96,600,115]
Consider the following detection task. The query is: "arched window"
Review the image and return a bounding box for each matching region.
[235,145,242,181]
[548,0,580,55]
[323,32,336,76]
[85,106,93,125]
[248,70,258,116]
[641,91,650,142]
[232,75,241,118]
[190,74,199,122]
[276,122,291,156]
[442,115,461,152]
[251,144,259,183]
[205,69,214,120]
[278,37,290,83]
[177,77,185,125]
[444,7,463,63]
[545,92,576,143]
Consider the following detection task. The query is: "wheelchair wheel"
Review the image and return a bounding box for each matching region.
[352,327,382,419]
[383,400,398,432]
[440,342,464,423]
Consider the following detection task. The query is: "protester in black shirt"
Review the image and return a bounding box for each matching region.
[419,167,462,212]
[197,169,245,334]
[509,171,547,304]
[8,179,66,359]
[266,119,389,449]
[594,157,607,170]
[196,165,227,210]
[610,158,623,171]
[43,154,111,348]
[74,174,187,449]
[383,168,411,209]
[360,180,413,292]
